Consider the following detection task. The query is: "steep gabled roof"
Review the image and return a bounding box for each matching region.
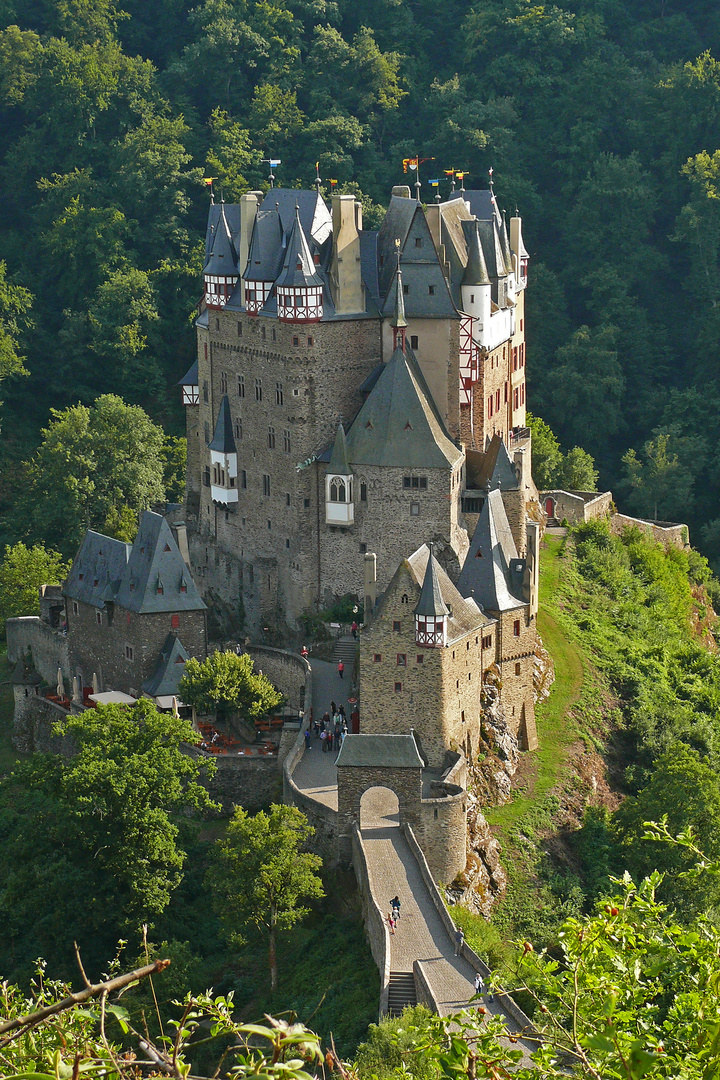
[381,209,458,320]
[376,195,419,297]
[406,545,491,640]
[142,633,190,698]
[242,208,284,282]
[478,218,507,281]
[205,201,241,262]
[275,205,324,289]
[327,424,352,476]
[345,345,462,469]
[204,202,239,277]
[457,489,525,613]
[209,395,236,454]
[64,532,131,609]
[499,214,514,275]
[414,545,450,617]
[114,512,206,614]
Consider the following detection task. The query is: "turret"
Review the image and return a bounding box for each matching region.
[414,544,449,648]
[243,206,282,315]
[275,205,324,323]
[203,202,239,309]
[178,360,199,406]
[325,424,354,525]
[460,220,491,330]
[209,396,238,506]
[510,213,529,289]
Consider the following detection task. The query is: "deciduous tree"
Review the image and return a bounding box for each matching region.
[0,541,69,632]
[207,804,324,991]
[179,649,283,724]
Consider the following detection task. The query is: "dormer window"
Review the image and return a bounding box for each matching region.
[330,478,347,503]
[156,576,164,595]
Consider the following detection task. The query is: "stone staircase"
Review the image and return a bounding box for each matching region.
[332,635,358,666]
[387,971,417,1017]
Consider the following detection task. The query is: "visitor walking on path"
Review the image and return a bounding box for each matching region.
[454,927,464,955]
[351,620,358,639]
[388,912,396,935]
[474,971,493,1001]
[338,660,344,679]
[391,895,401,920]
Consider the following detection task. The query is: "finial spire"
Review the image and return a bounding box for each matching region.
[314,161,322,195]
[391,241,407,351]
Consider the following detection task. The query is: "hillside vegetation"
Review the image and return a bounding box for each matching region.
[482,522,720,960]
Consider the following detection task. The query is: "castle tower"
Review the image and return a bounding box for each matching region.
[275,205,324,323]
[203,201,239,309]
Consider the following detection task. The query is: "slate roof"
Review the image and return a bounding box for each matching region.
[275,205,324,289]
[204,202,239,277]
[209,395,236,454]
[205,201,241,262]
[376,195,419,297]
[345,344,462,470]
[335,733,424,769]
[391,266,407,328]
[478,218,507,281]
[359,230,380,303]
[142,633,190,698]
[457,488,525,613]
[114,512,206,614]
[64,532,131,609]
[461,220,490,286]
[380,208,458,320]
[462,190,501,224]
[178,360,198,386]
[500,214,514,275]
[405,544,491,640]
[414,545,450,617]
[242,208,283,282]
[327,424,352,476]
[472,435,519,490]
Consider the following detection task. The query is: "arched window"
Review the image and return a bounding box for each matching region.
[330,478,346,503]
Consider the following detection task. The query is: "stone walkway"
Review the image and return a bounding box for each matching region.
[291,655,352,812]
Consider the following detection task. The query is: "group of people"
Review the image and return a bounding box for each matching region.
[313,702,348,752]
[387,895,401,934]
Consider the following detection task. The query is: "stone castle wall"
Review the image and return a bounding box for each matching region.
[6,616,70,685]
[244,646,308,711]
[66,599,207,695]
[12,691,76,756]
[611,513,689,549]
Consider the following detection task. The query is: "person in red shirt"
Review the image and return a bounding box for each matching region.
[338,660,344,678]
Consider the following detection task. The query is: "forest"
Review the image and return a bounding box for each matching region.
[0,0,720,561]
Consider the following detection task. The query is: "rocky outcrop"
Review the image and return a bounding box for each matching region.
[534,634,555,703]
[447,795,507,916]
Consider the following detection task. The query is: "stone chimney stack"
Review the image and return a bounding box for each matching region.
[330,194,364,314]
[170,521,191,568]
[363,551,377,620]
[238,191,263,306]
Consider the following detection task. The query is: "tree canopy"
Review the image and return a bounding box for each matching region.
[0,540,69,632]
[179,649,283,722]
[207,803,324,991]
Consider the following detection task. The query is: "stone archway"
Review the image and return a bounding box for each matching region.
[360,786,400,830]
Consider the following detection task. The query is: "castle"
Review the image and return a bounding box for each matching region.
[180,178,539,756]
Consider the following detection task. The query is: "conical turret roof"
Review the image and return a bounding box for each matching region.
[327,423,352,476]
[461,220,490,286]
[275,205,323,289]
[243,208,283,282]
[209,395,236,454]
[204,202,239,277]
[500,213,514,275]
[414,544,450,617]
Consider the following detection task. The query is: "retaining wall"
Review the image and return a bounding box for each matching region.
[6,617,70,686]
[245,646,308,711]
[611,514,689,549]
[12,693,76,757]
[353,824,391,1018]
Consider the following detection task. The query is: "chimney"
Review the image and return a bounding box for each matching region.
[391,185,411,199]
[170,521,191,568]
[238,191,263,306]
[363,552,377,620]
[331,194,364,315]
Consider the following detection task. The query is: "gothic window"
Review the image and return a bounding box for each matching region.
[263,474,271,496]
[96,611,102,626]
[234,419,242,440]
[125,644,134,661]
[360,482,367,501]
[241,470,247,489]
[255,378,262,401]
[283,430,291,453]
[238,375,245,397]
[329,478,346,502]
[268,427,276,449]
[220,371,228,394]
[276,382,283,405]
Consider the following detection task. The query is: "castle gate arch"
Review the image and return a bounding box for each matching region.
[336,734,424,837]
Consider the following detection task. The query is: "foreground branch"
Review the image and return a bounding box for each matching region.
[0,958,171,1041]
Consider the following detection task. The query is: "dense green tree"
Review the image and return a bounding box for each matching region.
[0,260,30,389]
[16,394,168,554]
[0,699,215,979]
[179,649,283,723]
[0,541,69,631]
[207,803,324,991]
[561,446,599,491]
[622,432,694,522]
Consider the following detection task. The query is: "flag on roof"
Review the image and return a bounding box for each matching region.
[403,157,419,172]
[268,158,281,167]
[428,178,440,186]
